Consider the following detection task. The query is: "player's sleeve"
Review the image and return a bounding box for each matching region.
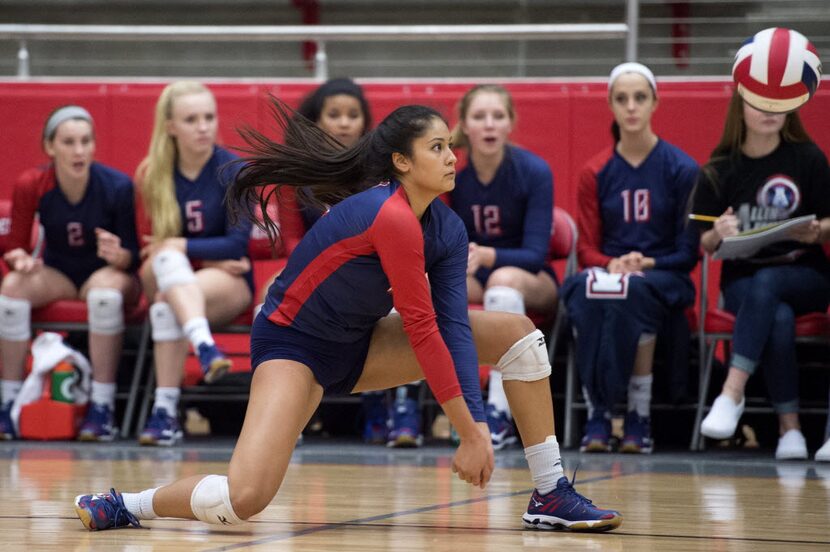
[492,161,552,273]
[805,144,830,218]
[652,159,700,272]
[8,169,42,254]
[427,222,485,422]
[112,179,141,272]
[576,164,612,268]
[370,196,464,409]
[689,166,727,233]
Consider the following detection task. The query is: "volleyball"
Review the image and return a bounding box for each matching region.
[732,27,822,113]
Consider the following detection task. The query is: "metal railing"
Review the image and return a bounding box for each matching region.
[0,22,630,79]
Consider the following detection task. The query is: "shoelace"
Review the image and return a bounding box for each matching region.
[562,467,594,506]
[103,488,141,528]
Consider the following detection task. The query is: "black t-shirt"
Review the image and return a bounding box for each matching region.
[691,140,830,287]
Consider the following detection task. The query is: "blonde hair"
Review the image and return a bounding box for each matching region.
[137,80,214,239]
[450,84,515,150]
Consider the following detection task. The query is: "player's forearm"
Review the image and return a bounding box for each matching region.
[440,396,480,441]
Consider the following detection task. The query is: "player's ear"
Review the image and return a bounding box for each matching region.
[392,152,411,174]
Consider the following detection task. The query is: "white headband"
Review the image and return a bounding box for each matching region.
[44,105,93,140]
[608,62,657,95]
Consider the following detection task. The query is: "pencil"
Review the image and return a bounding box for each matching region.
[688,214,719,222]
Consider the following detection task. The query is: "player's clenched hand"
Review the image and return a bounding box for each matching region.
[3,248,42,274]
[451,422,494,489]
[95,228,123,265]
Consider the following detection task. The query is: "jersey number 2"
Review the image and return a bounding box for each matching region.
[67,222,84,246]
[621,189,650,222]
[185,200,204,233]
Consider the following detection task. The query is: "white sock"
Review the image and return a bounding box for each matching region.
[487,369,511,418]
[524,435,564,495]
[628,374,653,418]
[122,488,159,520]
[183,317,214,350]
[1,379,23,406]
[154,387,181,415]
[91,381,117,409]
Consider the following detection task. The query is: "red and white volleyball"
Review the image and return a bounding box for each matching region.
[732,27,822,113]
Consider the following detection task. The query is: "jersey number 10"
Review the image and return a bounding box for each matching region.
[621,189,651,222]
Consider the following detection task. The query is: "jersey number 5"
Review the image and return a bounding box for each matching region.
[471,205,502,236]
[621,189,651,222]
[185,200,204,233]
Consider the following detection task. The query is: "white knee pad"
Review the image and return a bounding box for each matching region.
[496,329,551,382]
[150,302,184,342]
[152,249,196,293]
[483,286,525,315]
[0,295,31,341]
[86,288,124,335]
[190,475,244,526]
[638,333,656,346]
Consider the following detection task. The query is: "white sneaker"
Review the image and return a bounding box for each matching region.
[775,429,808,460]
[816,437,830,462]
[700,395,745,440]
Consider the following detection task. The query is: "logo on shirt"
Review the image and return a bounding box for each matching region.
[755,174,800,218]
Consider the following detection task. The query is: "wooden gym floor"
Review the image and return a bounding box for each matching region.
[1,439,829,551]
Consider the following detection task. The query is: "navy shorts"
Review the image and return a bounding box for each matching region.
[473,264,560,288]
[250,314,373,396]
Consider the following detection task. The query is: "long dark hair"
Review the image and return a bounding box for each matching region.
[297,77,373,132]
[229,97,444,243]
[700,91,813,190]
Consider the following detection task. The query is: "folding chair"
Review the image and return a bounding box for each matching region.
[690,253,830,450]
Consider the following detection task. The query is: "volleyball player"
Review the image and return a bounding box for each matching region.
[135,81,253,446]
[0,106,140,441]
[74,101,622,533]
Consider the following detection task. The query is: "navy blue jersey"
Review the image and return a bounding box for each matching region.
[260,180,484,421]
[577,140,700,272]
[136,146,251,262]
[450,145,553,273]
[10,162,139,287]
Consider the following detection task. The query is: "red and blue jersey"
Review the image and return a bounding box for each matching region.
[9,162,139,286]
[577,139,700,271]
[450,145,553,273]
[136,146,251,263]
[260,180,484,420]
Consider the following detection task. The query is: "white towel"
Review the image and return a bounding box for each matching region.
[10,332,92,432]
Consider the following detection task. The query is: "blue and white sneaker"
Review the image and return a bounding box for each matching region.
[387,398,422,448]
[197,343,232,384]
[78,403,118,442]
[74,488,141,531]
[620,411,653,454]
[139,408,183,446]
[522,476,623,532]
[0,402,16,440]
[580,414,612,453]
[486,404,518,450]
[362,392,388,444]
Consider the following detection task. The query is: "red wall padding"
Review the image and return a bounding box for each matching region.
[3,79,829,219]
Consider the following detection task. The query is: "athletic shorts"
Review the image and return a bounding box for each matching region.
[249,313,373,396]
[472,263,560,288]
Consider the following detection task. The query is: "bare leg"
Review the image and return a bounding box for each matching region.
[721,367,750,403]
[152,360,323,519]
[632,339,656,377]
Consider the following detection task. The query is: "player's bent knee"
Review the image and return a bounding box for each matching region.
[152,249,196,292]
[87,288,124,335]
[496,329,551,382]
[190,475,245,525]
[150,302,184,342]
[0,295,31,341]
